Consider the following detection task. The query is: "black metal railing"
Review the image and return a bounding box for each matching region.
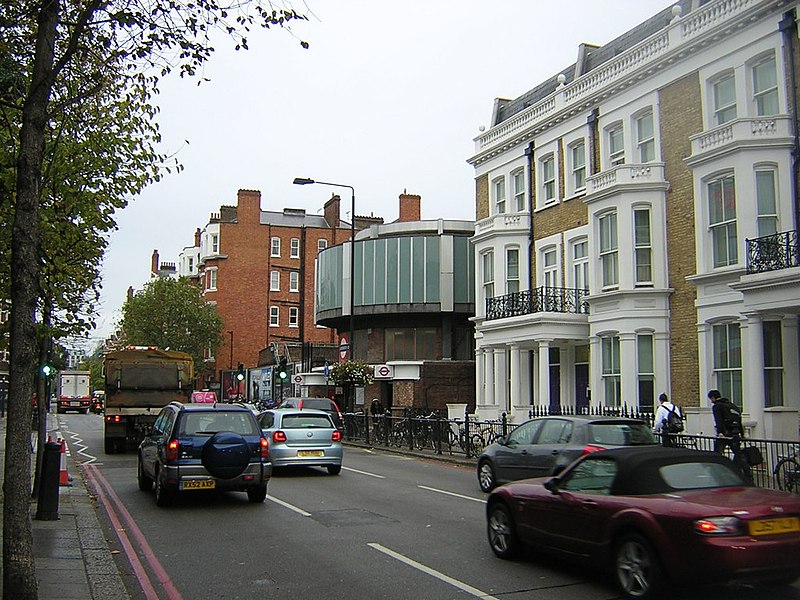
[486,286,589,320]
[341,408,800,493]
[746,230,800,274]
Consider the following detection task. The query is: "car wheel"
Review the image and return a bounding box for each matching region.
[154,471,173,507]
[478,460,496,492]
[327,464,342,475]
[137,456,153,491]
[613,533,663,600]
[104,439,116,455]
[247,483,268,503]
[201,432,251,479]
[487,503,520,558]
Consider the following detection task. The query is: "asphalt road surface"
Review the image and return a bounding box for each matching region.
[59,412,800,600]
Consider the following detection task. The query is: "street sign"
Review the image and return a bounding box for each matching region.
[374,364,393,379]
[293,374,303,384]
[339,335,350,361]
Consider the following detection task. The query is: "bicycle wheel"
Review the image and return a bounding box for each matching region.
[774,458,800,493]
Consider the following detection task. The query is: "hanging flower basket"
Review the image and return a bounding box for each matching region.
[328,361,374,386]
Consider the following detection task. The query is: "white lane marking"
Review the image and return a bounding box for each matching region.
[418,485,486,504]
[68,431,97,465]
[342,466,385,478]
[368,543,499,600]
[267,495,312,517]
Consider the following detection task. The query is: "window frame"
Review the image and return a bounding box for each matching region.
[289,271,300,292]
[205,267,218,291]
[712,72,737,125]
[541,154,556,204]
[542,247,558,289]
[482,251,494,301]
[317,238,328,253]
[712,322,742,406]
[636,111,655,163]
[707,173,738,268]
[755,167,778,238]
[506,247,520,294]
[290,238,300,259]
[633,207,653,286]
[608,124,625,167]
[571,239,589,292]
[493,177,506,215]
[512,170,526,212]
[288,307,299,328]
[599,211,619,289]
[752,54,778,117]
[570,140,586,194]
[602,335,621,407]
[270,270,280,291]
[269,306,279,327]
[270,237,281,258]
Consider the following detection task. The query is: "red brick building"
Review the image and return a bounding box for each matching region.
[180,189,381,396]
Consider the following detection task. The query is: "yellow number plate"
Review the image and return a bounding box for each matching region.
[181,479,216,490]
[748,517,800,536]
[298,450,324,458]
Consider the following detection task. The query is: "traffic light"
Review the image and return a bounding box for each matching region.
[277,358,288,382]
[41,364,54,378]
[236,362,245,382]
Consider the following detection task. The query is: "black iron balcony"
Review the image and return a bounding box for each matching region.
[746,230,800,274]
[486,286,589,320]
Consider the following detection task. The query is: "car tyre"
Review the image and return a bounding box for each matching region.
[104,439,116,455]
[137,456,153,491]
[201,432,251,479]
[613,533,663,600]
[327,464,342,475]
[487,503,520,559]
[478,459,497,493]
[247,483,268,503]
[154,471,173,507]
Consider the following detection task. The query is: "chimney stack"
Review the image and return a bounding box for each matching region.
[151,250,159,276]
[398,192,421,222]
[324,194,341,228]
[194,228,201,247]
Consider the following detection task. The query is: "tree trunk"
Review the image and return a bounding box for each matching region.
[4,1,61,598]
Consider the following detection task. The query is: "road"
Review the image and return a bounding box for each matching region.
[59,413,800,600]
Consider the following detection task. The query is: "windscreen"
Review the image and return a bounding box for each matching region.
[588,422,657,446]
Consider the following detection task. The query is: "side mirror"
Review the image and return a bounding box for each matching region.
[496,436,507,446]
[543,477,560,494]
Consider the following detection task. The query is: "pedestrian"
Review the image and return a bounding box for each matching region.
[652,393,682,447]
[370,398,383,417]
[708,389,751,483]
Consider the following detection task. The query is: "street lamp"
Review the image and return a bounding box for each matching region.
[293,177,356,360]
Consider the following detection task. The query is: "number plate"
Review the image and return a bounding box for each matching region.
[297,450,324,458]
[748,517,800,536]
[70,402,79,406]
[180,479,216,490]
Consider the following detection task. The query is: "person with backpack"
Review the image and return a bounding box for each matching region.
[653,393,683,447]
[709,389,752,483]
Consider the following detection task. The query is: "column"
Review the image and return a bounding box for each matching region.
[496,348,508,415]
[619,333,637,411]
[782,316,800,411]
[742,315,764,437]
[484,347,496,420]
[537,340,551,410]
[475,348,485,409]
[509,343,520,420]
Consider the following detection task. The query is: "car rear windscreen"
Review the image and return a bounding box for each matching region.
[588,422,657,446]
[302,399,334,411]
[282,414,334,429]
[179,412,260,436]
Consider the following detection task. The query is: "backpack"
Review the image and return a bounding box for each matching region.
[665,404,684,434]
[723,403,743,435]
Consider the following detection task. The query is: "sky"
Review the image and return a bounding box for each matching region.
[89,0,673,346]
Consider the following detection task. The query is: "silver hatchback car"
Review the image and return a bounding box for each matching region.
[257,408,343,475]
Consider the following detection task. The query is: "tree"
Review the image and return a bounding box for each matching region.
[119,277,224,379]
[2,2,307,597]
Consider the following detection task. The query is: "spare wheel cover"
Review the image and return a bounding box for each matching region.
[201,431,250,479]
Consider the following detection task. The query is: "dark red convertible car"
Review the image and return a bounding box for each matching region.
[486,446,800,599]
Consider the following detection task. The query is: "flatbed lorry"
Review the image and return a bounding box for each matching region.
[103,347,193,454]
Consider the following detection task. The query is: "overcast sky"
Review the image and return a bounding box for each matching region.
[90,0,672,346]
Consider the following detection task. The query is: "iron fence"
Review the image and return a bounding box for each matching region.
[341,410,800,493]
[746,229,800,273]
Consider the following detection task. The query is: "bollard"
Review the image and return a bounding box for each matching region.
[35,441,62,520]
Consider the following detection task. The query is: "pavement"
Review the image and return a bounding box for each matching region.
[0,414,130,600]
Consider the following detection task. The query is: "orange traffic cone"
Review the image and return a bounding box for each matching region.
[58,438,72,486]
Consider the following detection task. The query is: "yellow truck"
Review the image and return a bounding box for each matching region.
[103,347,193,454]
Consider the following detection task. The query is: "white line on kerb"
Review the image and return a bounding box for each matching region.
[368,543,499,600]
[267,495,312,517]
[418,485,486,503]
[342,466,385,478]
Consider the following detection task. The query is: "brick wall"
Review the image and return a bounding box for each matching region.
[660,72,702,408]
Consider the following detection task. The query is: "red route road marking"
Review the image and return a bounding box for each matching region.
[83,464,183,600]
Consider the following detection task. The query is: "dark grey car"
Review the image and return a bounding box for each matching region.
[477,415,657,492]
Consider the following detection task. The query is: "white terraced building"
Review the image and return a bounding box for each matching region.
[468,0,800,441]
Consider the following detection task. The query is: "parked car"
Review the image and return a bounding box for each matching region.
[137,402,272,506]
[258,408,343,474]
[486,446,800,599]
[278,397,344,430]
[477,415,658,492]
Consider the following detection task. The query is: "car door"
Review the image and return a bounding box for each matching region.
[140,410,168,475]
[494,420,542,483]
[525,418,574,477]
[524,456,620,556]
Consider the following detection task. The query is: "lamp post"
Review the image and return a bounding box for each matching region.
[293,177,356,361]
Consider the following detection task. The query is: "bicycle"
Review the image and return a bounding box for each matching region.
[774,448,800,494]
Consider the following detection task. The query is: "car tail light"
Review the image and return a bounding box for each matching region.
[581,445,606,456]
[166,439,179,461]
[693,516,742,535]
[260,437,270,458]
[332,430,342,442]
[273,431,287,443]
[104,415,123,423]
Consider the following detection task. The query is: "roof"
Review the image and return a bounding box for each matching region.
[259,209,335,229]
[584,446,743,495]
[493,0,694,125]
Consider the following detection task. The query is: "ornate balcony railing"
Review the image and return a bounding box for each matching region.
[486,286,589,321]
[746,230,800,274]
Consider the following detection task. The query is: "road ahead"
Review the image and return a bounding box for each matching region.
[59,413,800,600]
